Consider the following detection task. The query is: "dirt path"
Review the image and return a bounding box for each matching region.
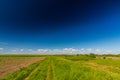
[0,57,45,78]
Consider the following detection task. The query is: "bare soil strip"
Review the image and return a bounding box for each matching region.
[0,57,45,78]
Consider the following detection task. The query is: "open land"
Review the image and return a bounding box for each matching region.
[0,54,120,80]
[0,55,45,78]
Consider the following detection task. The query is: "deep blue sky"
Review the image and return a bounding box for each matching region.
[0,0,120,50]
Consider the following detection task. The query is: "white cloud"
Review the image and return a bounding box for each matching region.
[86,48,93,53]
[0,48,3,51]
[63,48,73,53]
[62,48,80,54]
[37,49,49,53]
[79,48,85,53]
[106,50,113,53]
[2,48,120,54]
[81,48,84,51]
[53,49,62,53]
[12,50,17,52]
[20,49,24,52]
[95,49,105,54]
[28,49,33,52]
[96,49,100,52]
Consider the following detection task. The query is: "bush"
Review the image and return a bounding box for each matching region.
[89,53,96,58]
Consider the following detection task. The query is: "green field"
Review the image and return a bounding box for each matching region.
[1,54,120,80]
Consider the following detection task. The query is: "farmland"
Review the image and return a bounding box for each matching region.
[1,54,120,80]
[0,55,45,78]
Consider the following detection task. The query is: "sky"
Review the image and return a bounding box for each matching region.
[0,0,120,53]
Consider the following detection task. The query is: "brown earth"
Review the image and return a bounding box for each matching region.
[0,57,45,78]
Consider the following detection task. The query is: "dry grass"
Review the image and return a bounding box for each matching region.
[86,62,119,69]
[107,57,120,60]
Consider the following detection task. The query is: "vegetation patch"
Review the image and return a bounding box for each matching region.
[1,55,120,80]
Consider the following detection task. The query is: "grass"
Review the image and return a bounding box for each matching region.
[1,55,120,80]
[93,59,120,67]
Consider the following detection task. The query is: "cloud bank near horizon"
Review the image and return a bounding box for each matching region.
[0,48,120,54]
